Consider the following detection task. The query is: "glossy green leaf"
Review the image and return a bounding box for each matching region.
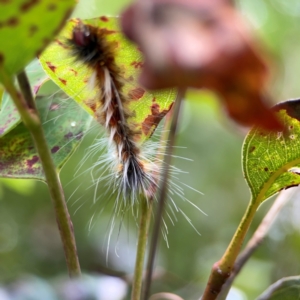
[0,91,19,136]
[256,276,300,300]
[0,0,75,77]
[39,17,177,143]
[0,88,92,180]
[243,99,300,203]
[0,59,48,137]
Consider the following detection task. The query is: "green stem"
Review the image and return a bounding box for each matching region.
[0,70,81,277]
[131,199,153,300]
[201,198,260,300]
[217,188,295,300]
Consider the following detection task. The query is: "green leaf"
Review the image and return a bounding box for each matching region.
[256,276,300,300]
[0,0,75,77]
[0,91,19,136]
[0,88,92,180]
[243,99,300,203]
[0,59,48,137]
[39,17,177,143]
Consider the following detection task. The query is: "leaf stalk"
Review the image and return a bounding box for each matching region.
[0,69,81,277]
[217,188,295,300]
[131,198,153,300]
[201,197,260,300]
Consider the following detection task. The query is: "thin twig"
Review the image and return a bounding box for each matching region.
[143,89,185,300]
[0,69,81,277]
[217,188,296,300]
[131,198,153,300]
[17,71,36,109]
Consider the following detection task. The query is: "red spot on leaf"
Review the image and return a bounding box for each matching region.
[0,53,4,65]
[128,87,145,100]
[142,103,173,136]
[56,39,68,49]
[131,61,143,69]
[65,132,73,139]
[100,16,109,22]
[46,61,56,72]
[51,146,60,153]
[27,155,39,168]
[20,0,39,12]
[69,68,78,76]
[59,78,67,85]
[7,17,18,26]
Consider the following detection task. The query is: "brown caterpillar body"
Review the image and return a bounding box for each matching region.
[67,20,158,202]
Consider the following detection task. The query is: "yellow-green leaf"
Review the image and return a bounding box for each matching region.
[0,59,48,137]
[0,87,92,180]
[243,99,300,203]
[39,17,177,143]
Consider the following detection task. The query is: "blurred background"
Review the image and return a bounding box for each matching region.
[1,0,300,299]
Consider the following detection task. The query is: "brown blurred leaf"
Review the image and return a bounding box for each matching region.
[121,0,282,130]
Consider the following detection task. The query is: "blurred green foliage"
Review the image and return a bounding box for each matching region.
[1,0,300,299]
[0,0,75,76]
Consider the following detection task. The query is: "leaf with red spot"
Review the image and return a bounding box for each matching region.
[0,59,49,137]
[0,0,75,77]
[243,99,300,204]
[39,17,177,143]
[0,86,92,180]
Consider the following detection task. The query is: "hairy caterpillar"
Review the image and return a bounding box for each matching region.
[66,20,160,207]
[39,17,203,246]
